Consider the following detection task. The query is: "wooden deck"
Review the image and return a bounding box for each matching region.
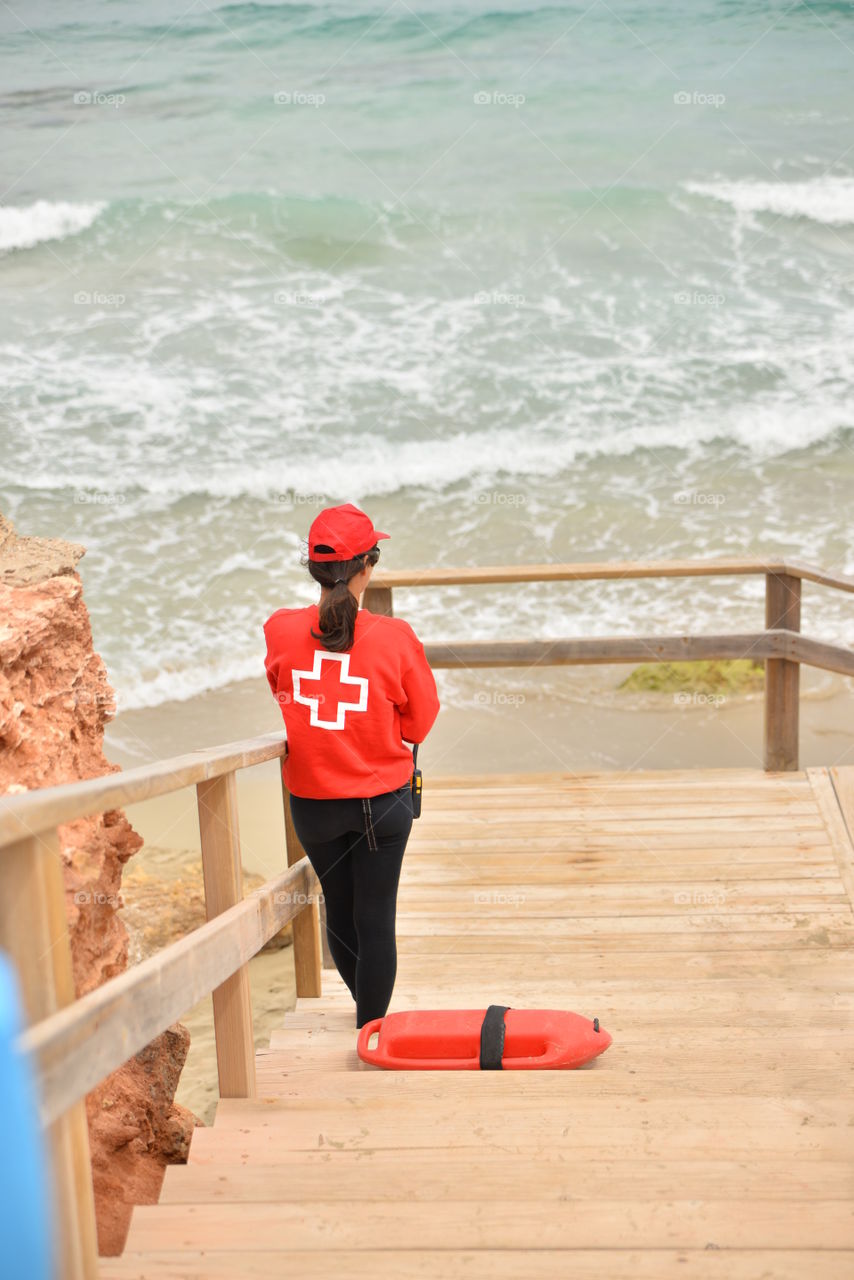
[101,766,854,1279]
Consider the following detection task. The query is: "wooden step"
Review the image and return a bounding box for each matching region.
[160,1155,854,1203]
[97,1247,854,1280]
[106,766,854,1280]
[186,1122,854,1162]
[122,1198,854,1252]
[254,1066,848,1097]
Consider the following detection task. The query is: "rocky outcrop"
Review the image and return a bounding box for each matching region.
[84,1025,194,1254]
[0,512,198,1256]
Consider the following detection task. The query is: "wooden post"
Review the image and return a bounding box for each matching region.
[280,774,326,987]
[764,572,802,771]
[196,773,256,1097]
[363,584,393,617]
[0,831,98,1279]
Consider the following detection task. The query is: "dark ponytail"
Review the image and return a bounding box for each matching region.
[305,543,380,652]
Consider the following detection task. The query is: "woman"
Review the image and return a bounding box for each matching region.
[263,502,440,1028]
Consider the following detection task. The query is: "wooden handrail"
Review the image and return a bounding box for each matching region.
[417,631,854,677]
[19,857,318,1129]
[363,557,854,774]
[790,632,854,677]
[422,629,786,669]
[777,560,854,596]
[368,556,854,594]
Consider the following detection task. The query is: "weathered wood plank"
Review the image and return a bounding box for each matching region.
[394,903,851,923]
[186,1121,854,1162]
[829,766,854,910]
[399,860,840,885]
[211,1094,852,1130]
[371,558,784,587]
[396,878,846,903]
[791,633,854,677]
[421,795,819,811]
[424,779,810,798]
[278,1070,850,1099]
[362,583,393,616]
[411,815,829,832]
[389,947,850,979]
[96,1247,854,1280]
[424,769,806,787]
[408,832,833,850]
[254,1065,850,1096]
[123,1199,854,1251]
[280,774,324,991]
[808,768,854,910]
[764,571,802,769]
[387,928,854,952]
[159,1155,854,1202]
[422,631,789,669]
[369,556,854,592]
[197,772,256,1099]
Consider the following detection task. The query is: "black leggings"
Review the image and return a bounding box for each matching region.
[288,782,413,1028]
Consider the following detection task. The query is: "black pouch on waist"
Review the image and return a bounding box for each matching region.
[410,743,422,819]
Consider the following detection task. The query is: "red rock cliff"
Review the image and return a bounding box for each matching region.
[0,512,198,1255]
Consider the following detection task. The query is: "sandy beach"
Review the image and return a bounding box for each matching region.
[106,660,854,781]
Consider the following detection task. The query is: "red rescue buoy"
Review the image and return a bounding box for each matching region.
[357,1007,612,1070]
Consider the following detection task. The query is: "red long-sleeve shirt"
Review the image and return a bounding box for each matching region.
[263,603,440,799]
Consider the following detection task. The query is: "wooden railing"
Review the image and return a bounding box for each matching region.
[1,556,852,1278]
[0,731,320,1280]
[363,556,854,772]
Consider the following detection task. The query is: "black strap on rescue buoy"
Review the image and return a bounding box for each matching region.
[479,1004,511,1069]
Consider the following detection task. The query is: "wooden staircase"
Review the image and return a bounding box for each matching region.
[100,767,854,1279]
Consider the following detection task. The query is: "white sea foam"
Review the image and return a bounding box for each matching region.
[4,391,851,505]
[115,652,267,712]
[0,199,106,251]
[684,177,854,226]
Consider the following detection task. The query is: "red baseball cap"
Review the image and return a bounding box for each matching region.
[307,503,390,562]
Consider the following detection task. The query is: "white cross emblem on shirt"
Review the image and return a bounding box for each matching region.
[291,651,369,730]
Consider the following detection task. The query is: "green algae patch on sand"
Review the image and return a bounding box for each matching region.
[618,659,765,697]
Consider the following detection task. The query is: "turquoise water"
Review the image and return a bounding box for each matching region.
[1,2,852,709]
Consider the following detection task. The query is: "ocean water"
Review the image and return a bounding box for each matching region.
[1,1,852,712]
